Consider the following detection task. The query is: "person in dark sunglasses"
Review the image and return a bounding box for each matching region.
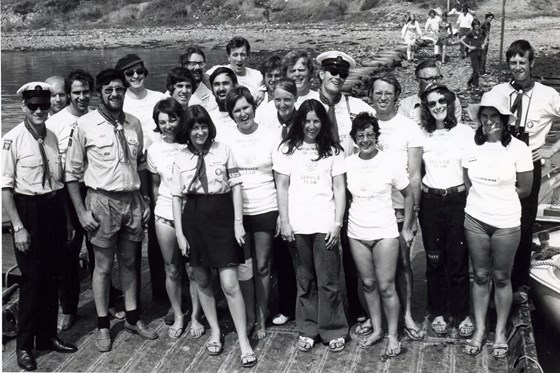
[2,81,78,371]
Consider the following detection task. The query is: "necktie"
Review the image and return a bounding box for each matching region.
[510,79,535,129]
[277,110,295,141]
[187,144,209,195]
[24,118,51,188]
[97,104,129,162]
[319,90,342,142]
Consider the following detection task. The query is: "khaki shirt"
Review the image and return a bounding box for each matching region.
[1,122,64,195]
[65,110,145,192]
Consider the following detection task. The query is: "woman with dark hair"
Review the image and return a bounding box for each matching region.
[424,9,441,57]
[147,98,204,339]
[418,84,474,338]
[402,13,422,61]
[171,105,256,368]
[346,112,414,356]
[273,99,348,353]
[462,93,533,358]
[460,19,488,89]
[437,13,454,63]
[256,77,299,142]
[224,87,279,340]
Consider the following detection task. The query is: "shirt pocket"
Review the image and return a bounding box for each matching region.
[19,156,44,185]
[90,136,116,161]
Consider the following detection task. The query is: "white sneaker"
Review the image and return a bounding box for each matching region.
[272,314,289,325]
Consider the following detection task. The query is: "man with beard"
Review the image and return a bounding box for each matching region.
[66,69,157,352]
[45,75,69,115]
[180,46,218,112]
[2,82,78,371]
[398,60,462,125]
[488,40,560,303]
[208,66,238,140]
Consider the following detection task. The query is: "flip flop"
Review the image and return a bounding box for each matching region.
[458,317,474,338]
[328,338,345,353]
[385,341,401,357]
[355,321,373,337]
[431,316,448,335]
[492,342,508,359]
[463,338,484,356]
[190,323,205,339]
[206,340,223,356]
[404,326,425,341]
[359,333,383,349]
[297,336,314,352]
[168,325,184,339]
[241,352,257,368]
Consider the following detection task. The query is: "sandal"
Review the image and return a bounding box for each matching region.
[404,326,425,341]
[355,321,373,337]
[297,336,314,352]
[190,323,205,339]
[168,325,184,339]
[359,332,383,349]
[328,337,345,353]
[241,352,257,368]
[463,338,485,356]
[206,340,223,356]
[492,342,508,359]
[458,317,474,338]
[385,341,401,357]
[431,316,448,335]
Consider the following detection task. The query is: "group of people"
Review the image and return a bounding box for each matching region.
[2,34,560,371]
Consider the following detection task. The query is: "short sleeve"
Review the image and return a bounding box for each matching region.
[65,122,86,183]
[461,142,474,169]
[170,154,184,197]
[146,146,158,174]
[224,143,243,188]
[272,145,291,176]
[407,121,424,148]
[515,141,534,173]
[331,150,346,177]
[1,135,16,189]
[392,160,410,191]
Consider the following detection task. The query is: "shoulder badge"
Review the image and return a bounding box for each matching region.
[3,140,12,150]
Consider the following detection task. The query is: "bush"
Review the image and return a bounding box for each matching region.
[45,0,80,14]
[13,1,35,16]
[360,0,379,11]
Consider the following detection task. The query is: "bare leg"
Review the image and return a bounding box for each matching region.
[251,231,273,339]
[115,238,141,312]
[396,235,419,332]
[186,264,204,337]
[193,266,221,344]
[92,245,116,317]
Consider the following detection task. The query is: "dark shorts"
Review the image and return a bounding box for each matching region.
[85,189,146,249]
[243,210,278,233]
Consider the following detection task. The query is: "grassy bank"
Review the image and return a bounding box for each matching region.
[2,0,558,32]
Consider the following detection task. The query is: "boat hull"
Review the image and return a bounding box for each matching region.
[530,254,560,333]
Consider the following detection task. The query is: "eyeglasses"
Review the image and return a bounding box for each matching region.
[355,133,376,140]
[418,75,443,83]
[326,67,349,80]
[124,68,146,77]
[185,61,205,68]
[427,98,447,108]
[26,102,51,111]
[102,87,126,95]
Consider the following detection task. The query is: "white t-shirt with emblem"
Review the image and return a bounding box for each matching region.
[123,89,165,147]
[346,151,409,240]
[273,143,345,234]
[462,137,533,228]
[46,107,91,166]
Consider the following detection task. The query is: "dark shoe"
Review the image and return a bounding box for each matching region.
[95,328,112,352]
[36,337,77,353]
[17,349,37,371]
[124,320,159,340]
[163,307,175,326]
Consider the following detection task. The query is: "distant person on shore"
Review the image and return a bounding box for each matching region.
[45,75,69,115]
[423,10,441,58]
[399,60,463,125]
[460,19,488,90]
[488,39,560,304]
[402,13,422,62]
[180,46,218,112]
[436,12,454,63]
[206,36,265,104]
[208,66,238,139]
[2,82,78,371]
[282,50,320,106]
[480,13,495,74]
[456,5,474,58]
[66,69,157,353]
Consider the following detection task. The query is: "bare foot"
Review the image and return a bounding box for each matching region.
[190,318,205,339]
[251,324,267,340]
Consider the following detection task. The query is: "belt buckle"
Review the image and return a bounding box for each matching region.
[441,188,448,196]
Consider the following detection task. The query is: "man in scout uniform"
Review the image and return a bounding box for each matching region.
[65,69,157,352]
[2,82,78,371]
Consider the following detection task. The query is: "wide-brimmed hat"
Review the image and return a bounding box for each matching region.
[468,92,517,124]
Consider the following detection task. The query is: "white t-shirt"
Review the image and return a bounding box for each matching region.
[193,82,218,112]
[225,125,278,215]
[273,143,345,234]
[123,89,165,147]
[462,137,533,228]
[377,113,423,209]
[147,141,187,220]
[296,90,320,108]
[206,65,263,97]
[209,109,236,142]
[421,123,474,188]
[346,151,409,240]
[46,107,90,166]
[254,100,288,144]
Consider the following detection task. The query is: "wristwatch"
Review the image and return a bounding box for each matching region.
[13,224,24,233]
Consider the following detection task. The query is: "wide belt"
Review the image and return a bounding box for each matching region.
[421,184,466,196]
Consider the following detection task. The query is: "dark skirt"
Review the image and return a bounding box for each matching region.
[182,193,243,268]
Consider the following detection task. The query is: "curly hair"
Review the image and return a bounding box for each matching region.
[280,99,343,161]
[350,112,380,144]
[420,86,457,133]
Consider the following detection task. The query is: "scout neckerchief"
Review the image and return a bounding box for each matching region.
[319,90,342,142]
[186,143,210,195]
[509,79,535,145]
[277,109,296,141]
[97,103,130,162]
[24,117,51,188]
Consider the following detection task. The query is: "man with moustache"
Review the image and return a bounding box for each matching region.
[180,46,218,112]
[488,40,560,302]
[398,60,462,125]
[2,82,78,371]
[45,75,69,115]
[208,67,238,139]
[66,69,157,352]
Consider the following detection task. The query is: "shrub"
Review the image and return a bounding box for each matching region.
[360,0,379,11]
[45,0,80,14]
[13,1,35,16]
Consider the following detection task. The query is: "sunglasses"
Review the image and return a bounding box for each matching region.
[326,67,349,80]
[102,87,126,95]
[124,67,146,77]
[427,98,447,108]
[26,102,50,111]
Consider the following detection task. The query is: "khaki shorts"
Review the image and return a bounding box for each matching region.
[85,189,146,248]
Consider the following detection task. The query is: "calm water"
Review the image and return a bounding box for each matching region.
[0,47,226,135]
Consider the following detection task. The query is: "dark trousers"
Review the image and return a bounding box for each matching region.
[291,234,348,341]
[481,44,489,73]
[272,237,297,318]
[467,49,483,87]
[14,193,66,350]
[512,161,541,290]
[340,222,363,322]
[419,191,470,321]
[458,27,471,57]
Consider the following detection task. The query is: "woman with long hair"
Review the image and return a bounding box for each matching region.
[273,99,348,353]
[402,13,423,61]
[462,93,533,358]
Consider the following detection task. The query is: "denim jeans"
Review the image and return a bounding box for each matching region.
[291,233,349,341]
[468,49,483,87]
[419,190,470,320]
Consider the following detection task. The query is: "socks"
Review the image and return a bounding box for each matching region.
[126,309,139,325]
[97,316,110,330]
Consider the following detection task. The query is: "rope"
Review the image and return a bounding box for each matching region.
[515,355,544,373]
[530,259,560,271]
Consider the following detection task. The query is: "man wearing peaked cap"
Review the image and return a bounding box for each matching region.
[2,82,78,371]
